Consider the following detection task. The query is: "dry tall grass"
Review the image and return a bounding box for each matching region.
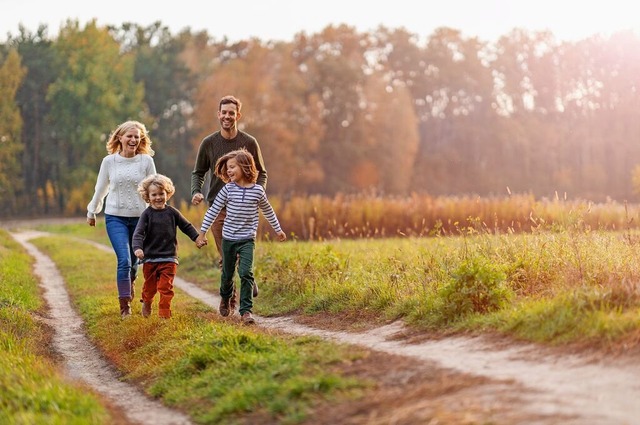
[178,193,637,241]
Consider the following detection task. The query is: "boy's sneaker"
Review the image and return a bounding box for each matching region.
[241,312,255,325]
[141,300,152,318]
[219,298,230,317]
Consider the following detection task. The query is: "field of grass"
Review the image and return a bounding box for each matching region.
[39,217,640,351]
[252,228,640,350]
[8,199,640,423]
[174,193,639,240]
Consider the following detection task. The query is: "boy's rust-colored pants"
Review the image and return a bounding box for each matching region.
[141,262,177,318]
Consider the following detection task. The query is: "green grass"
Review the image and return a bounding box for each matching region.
[39,221,640,350]
[32,236,368,424]
[19,219,640,423]
[204,228,640,348]
[0,230,112,425]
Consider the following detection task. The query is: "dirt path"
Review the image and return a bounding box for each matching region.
[9,227,640,424]
[11,231,193,425]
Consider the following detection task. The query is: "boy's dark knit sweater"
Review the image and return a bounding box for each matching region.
[132,205,199,261]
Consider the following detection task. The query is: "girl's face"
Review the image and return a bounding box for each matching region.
[120,128,141,157]
[226,157,246,184]
[148,184,167,210]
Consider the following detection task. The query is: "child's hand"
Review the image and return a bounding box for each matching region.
[276,230,287,242]
[196,234,208,248]
[134,249,144,260]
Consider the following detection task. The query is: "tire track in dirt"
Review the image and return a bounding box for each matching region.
[14,229,640,424]
[11,231,193,425]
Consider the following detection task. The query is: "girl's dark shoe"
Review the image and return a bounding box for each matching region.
[241,312,255,325]
[219,298,230,317]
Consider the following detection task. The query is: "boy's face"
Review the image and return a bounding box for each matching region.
[148,184,168,210]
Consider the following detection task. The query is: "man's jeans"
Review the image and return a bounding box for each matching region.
[105,214,139,298]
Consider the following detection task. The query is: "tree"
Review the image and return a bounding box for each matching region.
[0,49,26,215]
[9,25,59,214]
[189,37,326,195]
[360,73,419,194]
[110,23,198,203]
[47,19,145,214]
[292,25,372,194]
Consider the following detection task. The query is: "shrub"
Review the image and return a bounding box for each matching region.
[437,256,512,323]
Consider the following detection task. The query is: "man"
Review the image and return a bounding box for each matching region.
[191,95,267,306]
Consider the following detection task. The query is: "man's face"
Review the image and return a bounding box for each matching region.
[218,103,240,131]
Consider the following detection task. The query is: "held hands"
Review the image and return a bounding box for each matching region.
[134,249,144,260]
[195,233,208,249]
[276,230,287,242]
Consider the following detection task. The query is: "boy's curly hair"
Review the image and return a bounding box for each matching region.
[137,174,175,203]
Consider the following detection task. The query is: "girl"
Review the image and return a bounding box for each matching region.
[197,149,286,324]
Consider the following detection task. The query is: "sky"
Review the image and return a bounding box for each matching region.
[1,0,638,44]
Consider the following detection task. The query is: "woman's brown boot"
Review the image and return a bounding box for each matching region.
[119,297,132,319]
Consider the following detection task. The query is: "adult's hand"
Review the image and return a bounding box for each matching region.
[87,217,96,227]
[192,193,204,205]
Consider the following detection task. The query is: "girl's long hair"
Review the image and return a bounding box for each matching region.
[214,148,258,183]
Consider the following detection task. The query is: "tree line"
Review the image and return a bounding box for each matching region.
[1,20,639,218]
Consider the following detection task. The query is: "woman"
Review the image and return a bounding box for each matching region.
[87,120,156,319]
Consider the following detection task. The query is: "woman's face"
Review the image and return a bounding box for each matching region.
[119,128,141,157]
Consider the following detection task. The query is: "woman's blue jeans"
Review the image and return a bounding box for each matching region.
[105,214,139,298]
